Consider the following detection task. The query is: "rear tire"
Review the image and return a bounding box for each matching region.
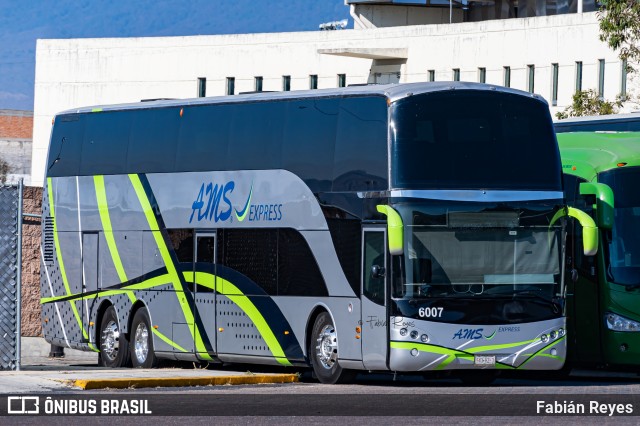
[130,307,158,368]
[309,312,355,384]
[99,306,131,368]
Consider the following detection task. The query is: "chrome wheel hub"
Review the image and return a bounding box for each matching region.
[316,324,338,370]
[134,322,149,364]
[101,320,120,361]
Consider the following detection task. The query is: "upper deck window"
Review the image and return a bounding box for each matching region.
[390,90,561,191]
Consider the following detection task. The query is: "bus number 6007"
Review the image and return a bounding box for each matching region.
[418,307,443,318]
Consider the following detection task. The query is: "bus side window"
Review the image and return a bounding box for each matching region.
[333,96,388,191]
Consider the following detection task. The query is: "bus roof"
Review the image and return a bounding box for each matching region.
[57,81,545,115]
[554,113,640,133]
[558,131,640,181]
[555,112,640,125]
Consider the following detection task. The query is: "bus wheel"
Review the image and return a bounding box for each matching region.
[99,306,131,368]
[130,307,158,368]
[310,312,355,384]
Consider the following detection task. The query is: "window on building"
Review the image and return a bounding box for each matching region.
[226,77,235,96]
[575,61,583,93]
[621,59,628,100]
[428,70,435,82]
[282,75,291,92]
[478,67,486,84]
[452,68,460,81]
[527,65,535,93]
[254,76,263,92]
[309,74,318,89]
[337,74,346,88]
[197,77,206,98]
[598,59,605,98]
[503,66,511,88]
[551,63,559,107]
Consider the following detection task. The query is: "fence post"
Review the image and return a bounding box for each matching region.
[16,179,23,371]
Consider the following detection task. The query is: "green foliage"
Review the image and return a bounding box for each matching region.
[598,0,640,71]
[0,157,9,184]
[555,89,623,120]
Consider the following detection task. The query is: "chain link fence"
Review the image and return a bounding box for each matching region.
[0,183,21,370]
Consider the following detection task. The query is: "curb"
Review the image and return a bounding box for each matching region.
[69,373,299,390]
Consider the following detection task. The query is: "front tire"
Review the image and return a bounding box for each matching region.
[99,306,131,368]
[130,307,158,368]
[309,312,355,384]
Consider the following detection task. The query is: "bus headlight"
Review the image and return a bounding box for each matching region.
[605,312,640,332]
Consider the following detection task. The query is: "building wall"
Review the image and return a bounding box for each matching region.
[21,186,42,337]
[0,110,32,185]
[32,11,630,186]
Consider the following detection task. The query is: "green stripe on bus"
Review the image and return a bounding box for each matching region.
[94,175,136,303]
[466,338,537,354]
[129,173,212,361]
[47,178,97,351]
[185,271,291,366]
[40,274,174,304]
[519,336,566,368]
[435,354,456,370]
[153,328,187,353]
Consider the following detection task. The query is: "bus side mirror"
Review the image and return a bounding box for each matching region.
[550,207,598,256]
[376,205,404,256]
[567,207,598,256]
[579,182,614,230]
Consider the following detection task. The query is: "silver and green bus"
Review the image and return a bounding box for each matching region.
[556,114,640,371]
[41,82,596,384]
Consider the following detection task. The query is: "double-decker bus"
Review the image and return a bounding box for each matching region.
[41,82,596,384]
[556,115,640,370]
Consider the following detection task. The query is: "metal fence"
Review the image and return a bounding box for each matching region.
[0,182,22,370]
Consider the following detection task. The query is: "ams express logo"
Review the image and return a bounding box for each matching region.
[452,326,521,340]
[189,181,283,224]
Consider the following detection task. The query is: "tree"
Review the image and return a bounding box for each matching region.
[555,89,623,119]
[598,0,640,71]
[0,156,9,184]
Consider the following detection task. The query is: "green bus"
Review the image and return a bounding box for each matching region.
[40,82,596,384]
[556,114,640,370]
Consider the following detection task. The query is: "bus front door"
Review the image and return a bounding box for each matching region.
[193,233,217,358]
[361,227,389,370]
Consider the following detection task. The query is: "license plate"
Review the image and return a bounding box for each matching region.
[474,355,496,366]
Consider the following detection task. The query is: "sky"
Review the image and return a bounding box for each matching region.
[0,0,351,111]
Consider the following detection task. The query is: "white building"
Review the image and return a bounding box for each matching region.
[31,2,632,186]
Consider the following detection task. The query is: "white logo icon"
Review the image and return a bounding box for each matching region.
[7,396,40,414]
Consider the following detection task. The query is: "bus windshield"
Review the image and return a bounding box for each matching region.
[600,166,640,286]
[393,201,564,302]
[390,90,561,191]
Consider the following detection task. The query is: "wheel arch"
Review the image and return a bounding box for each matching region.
[304,303,336,362]
[127,299,150,338]
[94,299,114,345]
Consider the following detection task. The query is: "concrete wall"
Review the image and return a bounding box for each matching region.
[350,4,464,28]
[21,186,42,337]
[32,12,632,186]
